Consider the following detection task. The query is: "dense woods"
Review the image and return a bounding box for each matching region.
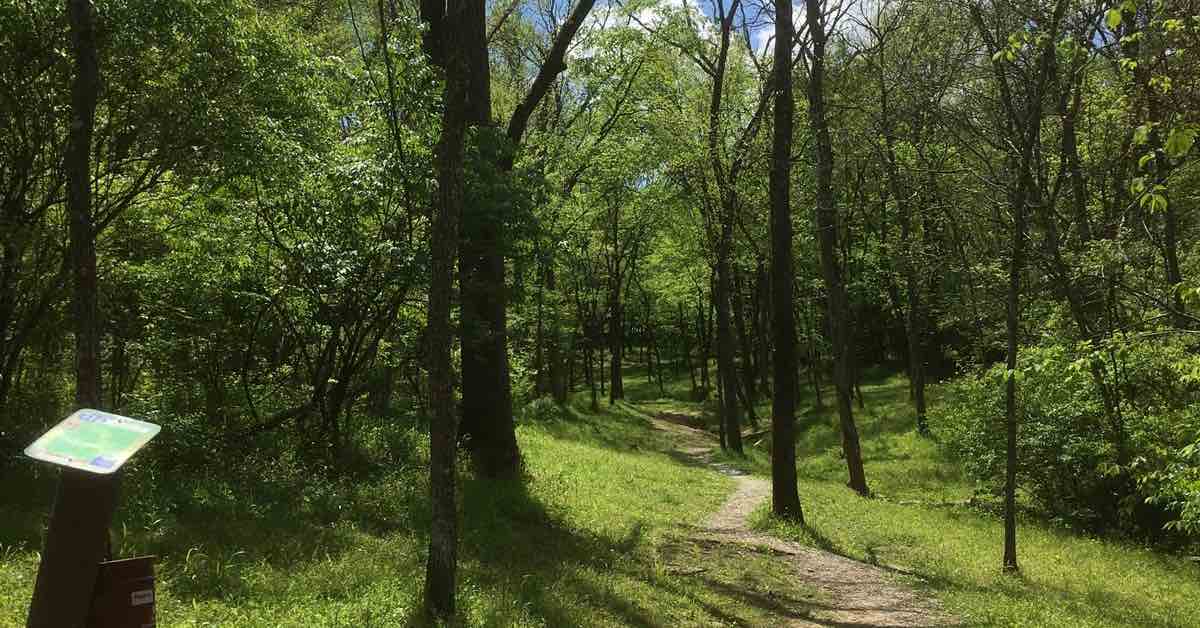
[3,0,1200,624]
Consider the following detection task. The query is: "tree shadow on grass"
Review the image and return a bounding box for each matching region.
[457,473,841,627]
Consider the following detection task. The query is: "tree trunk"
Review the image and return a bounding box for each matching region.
[970,0,1069,574]
[715,214,743,454]
[608,275,624,403]
[877,62,928,434]
[770,0,803,520]
[534,259,547,396]
[755,260,771,395]
[681,302,697,395]
[697,292,711,398]
[733,271,761,427]
[420,0,471,615]
[708,0,743,455]
[547,265,567,403]
[27,3,116,626]
[804,0,867,496]
[734,269,757,401]
[457,48,521,475]
[457,0,597,477]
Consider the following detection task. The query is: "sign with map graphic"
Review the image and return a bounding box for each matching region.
[25,409,160,474]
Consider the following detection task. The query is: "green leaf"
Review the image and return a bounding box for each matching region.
[1106,8,1123,30]
[1133,124,1152,146]
[1166,127,1196,159]
[1131,177,1147,195]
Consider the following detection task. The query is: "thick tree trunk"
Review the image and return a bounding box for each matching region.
[805,0,867,496]
[456,0,521,477]
[459,0,597,476]
[27,3,116,626]
[770,0,803,521]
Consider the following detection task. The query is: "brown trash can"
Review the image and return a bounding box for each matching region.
[86,556,156,628]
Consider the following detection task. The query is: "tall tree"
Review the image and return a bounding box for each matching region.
[419,0,477,614]
[861,1,930,435]
[769,0,803,520]
[457,0,598,478]
[970,0,1069,573]
[26,2,118,625]
[803,0,868,496]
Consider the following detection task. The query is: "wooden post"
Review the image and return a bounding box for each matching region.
[27,470,120,628]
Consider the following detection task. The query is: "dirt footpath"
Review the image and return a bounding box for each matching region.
[651,414,956,627]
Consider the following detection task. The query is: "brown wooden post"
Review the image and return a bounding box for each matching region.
[26,470,120,628]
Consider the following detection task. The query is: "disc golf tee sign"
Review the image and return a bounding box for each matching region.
[25,409,160,474]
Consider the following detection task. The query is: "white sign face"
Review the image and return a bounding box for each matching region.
[24,409,160,474]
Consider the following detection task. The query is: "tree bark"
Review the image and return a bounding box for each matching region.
[27,2,116,626]
[709,0,744,455]
[805,0,867,496]
[733,270,760,427]
[547,264,567,403]
[460,0,598,476]
[608,281,624,403]
[715,215,743,454]
[680,302,697,395]
[421,0,471,615]
[697,292,711,398]
[455,0,523,477]
[770,0,803,520]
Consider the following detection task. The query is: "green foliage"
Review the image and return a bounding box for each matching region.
[934,338,1200,540]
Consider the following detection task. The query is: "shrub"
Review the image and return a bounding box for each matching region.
[933,335,1200,544]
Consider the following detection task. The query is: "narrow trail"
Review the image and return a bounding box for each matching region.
[650,414,956,628]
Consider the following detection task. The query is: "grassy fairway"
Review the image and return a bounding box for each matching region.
[0,397,813,627]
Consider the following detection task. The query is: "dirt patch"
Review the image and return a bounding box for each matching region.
[650,414,956,627]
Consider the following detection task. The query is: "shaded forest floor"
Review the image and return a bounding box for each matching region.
[2,368,1199,626]
[627,367,1200,627]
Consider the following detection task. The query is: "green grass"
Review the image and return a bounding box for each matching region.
[5,367,1198,626]
[624,366,1200,626]
[718,373,1200,628]
[0,395,822,627]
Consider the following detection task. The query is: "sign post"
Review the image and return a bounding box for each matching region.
[24,409,160,628]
